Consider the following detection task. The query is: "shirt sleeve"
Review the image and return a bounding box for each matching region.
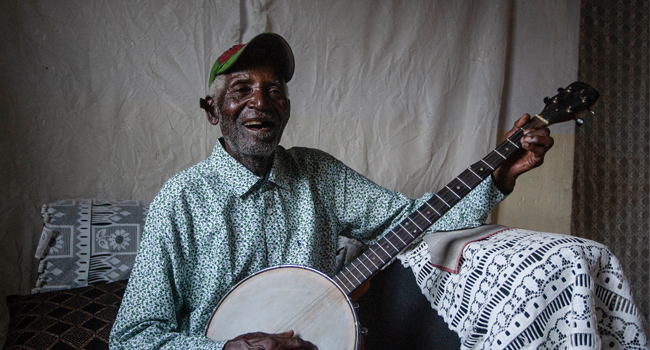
[426,175,506,233]
[335,163,506,245]
[109,187,226,350]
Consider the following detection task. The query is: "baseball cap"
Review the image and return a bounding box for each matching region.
[208,32,295,86]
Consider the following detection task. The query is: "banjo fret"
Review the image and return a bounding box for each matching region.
[367,246,386,264]
[363,251,380,269]
[416,209,432,224]
[344,266,362,284]
[393,228,409,245]
[356,257,374,275]
[333,275,351,294]
[350,259,371,278]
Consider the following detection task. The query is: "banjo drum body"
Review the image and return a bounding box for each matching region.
[206,265,360,350]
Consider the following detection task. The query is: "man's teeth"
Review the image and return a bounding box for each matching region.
[244,121,272,128]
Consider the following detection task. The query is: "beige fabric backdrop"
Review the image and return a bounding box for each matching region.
[0,0,579,345]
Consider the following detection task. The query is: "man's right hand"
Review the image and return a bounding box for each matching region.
[224,330,318,350]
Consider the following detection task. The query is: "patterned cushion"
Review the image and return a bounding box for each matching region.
[4,280,127,350]
[34,199,150,293]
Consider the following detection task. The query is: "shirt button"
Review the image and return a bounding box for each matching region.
[266,207,273,216]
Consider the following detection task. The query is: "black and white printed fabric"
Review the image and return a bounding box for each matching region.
[33,199,151,293]
[400,229,649,350]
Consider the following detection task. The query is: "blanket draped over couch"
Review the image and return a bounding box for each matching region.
[401,229,648,349]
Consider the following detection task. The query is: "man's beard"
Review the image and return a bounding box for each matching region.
[220,110,286,158]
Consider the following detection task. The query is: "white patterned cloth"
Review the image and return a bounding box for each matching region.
[399,229,649,350]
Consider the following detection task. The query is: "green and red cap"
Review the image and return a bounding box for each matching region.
[208,32,295,87]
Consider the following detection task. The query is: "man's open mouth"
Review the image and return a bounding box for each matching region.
[244,120,276,129]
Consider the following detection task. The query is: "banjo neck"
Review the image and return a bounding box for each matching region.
[332,82,599,296]
[332,127,525,295]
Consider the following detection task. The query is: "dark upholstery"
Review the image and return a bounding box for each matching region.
[5,280,127,350]
[5,265,460,349]
[357,262,460,350]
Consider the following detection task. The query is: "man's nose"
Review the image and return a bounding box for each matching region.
[247,88,269,110]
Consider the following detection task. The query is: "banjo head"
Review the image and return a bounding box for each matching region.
[206,265,359,350]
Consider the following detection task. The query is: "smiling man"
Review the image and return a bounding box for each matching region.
[109,33,553,350]
[204,51,291,177]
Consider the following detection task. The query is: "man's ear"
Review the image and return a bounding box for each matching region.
[202,96,219,125]
[285,98,291,121]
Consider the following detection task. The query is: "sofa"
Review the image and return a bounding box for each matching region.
[5,199,148,349]
[5,199,461,349]
[5,199,648,349]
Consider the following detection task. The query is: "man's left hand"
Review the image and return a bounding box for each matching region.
[224,330,318,350]
[492,114,554,193]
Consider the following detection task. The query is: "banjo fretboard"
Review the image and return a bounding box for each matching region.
[332,126,529,295]
[332,81,599,295]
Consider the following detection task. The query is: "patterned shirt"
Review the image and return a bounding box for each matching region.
[110,139,505,349]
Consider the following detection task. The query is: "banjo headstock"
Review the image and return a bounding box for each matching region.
[537,82,599,126]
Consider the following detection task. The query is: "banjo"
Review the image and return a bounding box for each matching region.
[206,82,599,349]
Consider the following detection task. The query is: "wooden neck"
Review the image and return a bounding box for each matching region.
[333,118,545,295]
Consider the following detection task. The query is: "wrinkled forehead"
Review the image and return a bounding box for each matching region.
[221,49,287,84]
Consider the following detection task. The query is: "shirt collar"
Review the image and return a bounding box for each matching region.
[210,138,293,197]
[267,146,293,191]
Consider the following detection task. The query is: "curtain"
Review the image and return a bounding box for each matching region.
[573,0,650,333]
[0,0,580,345]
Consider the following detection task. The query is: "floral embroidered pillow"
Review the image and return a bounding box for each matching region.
[33,199,150,293]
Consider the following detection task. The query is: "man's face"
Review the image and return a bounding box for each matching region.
[215,62,290,162]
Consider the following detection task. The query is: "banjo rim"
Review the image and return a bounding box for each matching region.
[205,264,361,349]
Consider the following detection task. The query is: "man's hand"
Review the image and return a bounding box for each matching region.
[492,114,554,193]
[224,330,318,350]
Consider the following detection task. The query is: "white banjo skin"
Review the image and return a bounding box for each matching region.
[206,265,360,350]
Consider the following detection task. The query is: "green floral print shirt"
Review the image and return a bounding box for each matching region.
[110,139,505,349]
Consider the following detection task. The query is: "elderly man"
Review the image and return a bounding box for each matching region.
[110,33,553,350]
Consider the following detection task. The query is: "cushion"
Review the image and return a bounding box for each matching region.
[4,280,127,350]
[34,199,150,293]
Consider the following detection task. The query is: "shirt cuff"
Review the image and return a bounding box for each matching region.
[490,174,513,196]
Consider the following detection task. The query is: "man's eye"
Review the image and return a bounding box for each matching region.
[269,88,284,96]
[228,83,251,94]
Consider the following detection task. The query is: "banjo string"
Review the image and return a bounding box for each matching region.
[272,281,346,333]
